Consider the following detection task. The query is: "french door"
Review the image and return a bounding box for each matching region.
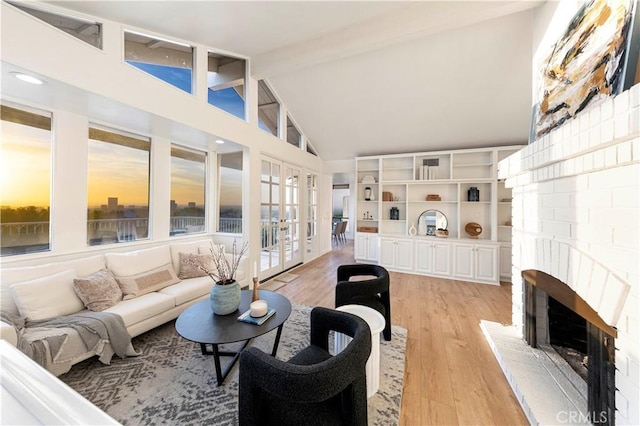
[260,157,302,278]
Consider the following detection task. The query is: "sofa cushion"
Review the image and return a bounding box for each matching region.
[159,276,213,306]
[169,239,214,272]
[1,255,105,317]
[104,292,175,327]
[116,263,180,300]
[105,245,172,277]
[177,252,215,279]
[73,269,123,312]
[10,270,84,321]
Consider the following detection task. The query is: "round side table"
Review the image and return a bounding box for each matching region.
[334,304,385,398]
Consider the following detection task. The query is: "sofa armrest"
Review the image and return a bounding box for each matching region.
[1,320,18,346]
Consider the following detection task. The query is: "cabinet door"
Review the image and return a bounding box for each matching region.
[366,235,379,261]
[354,234,369,260]
[432,241,451,276]
[395,239,414,271]
[453,243,474,280]
[500,244,512,281]
[475,244,498,282]
[379,238,396,268]
[415,241,433,273]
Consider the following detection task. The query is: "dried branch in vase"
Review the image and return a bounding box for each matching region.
[185,240,248,285]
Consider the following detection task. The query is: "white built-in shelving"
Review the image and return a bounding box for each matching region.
[354,145,524,285]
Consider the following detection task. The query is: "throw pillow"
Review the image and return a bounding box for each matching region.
[115,263,181,300]
[73,269,123,312]
[10,269,84,321]
[178,252,216,279]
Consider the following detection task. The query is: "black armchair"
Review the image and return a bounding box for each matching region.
[335,264,391,341]
[239,307,371,426]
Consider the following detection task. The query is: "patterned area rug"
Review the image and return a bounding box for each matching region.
[60,304,407,425]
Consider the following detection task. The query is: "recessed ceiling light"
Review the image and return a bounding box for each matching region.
[215,139,225,144]
[10,72,45,85]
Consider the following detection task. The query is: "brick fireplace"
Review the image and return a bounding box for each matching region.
[493,82,639,425]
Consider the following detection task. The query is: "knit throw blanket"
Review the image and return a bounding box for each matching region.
[1,310,138,372]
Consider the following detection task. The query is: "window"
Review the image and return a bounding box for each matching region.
[257,80,280,136]
[208,52,246,120]
[124,31,194,94]
[171,145,206,236]
[306,140,318,156]
[286,115,302,148]
[87,126,150,245]
[0,104,52,256]
[218,152,243,233]
[7,2,102,49]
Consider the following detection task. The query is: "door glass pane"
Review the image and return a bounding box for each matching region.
[261,160,270,181]
[261,182,270,202]
[271,164,280,184]
[271,183,279,204]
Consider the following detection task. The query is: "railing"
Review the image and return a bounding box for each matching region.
[218,217,242,233]
[1,216,242,253]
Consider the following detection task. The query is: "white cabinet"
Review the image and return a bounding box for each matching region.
[355,233,378,262]
[379,237,413,271]
[453,242,498,284]
[415,240,451,276]
[500,244,512,281]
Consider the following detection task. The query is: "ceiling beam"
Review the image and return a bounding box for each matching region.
[252,1,543,79]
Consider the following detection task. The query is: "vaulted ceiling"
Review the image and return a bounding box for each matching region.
[45,1,543,161]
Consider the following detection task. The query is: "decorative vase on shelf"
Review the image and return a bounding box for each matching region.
[364,187,372,201]
[210,280,241,315]
[409,223,417,236]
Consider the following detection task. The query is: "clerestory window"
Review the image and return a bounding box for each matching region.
[207,51,246,120]
[257,80,280,137]
[124,30,194,94]
[7,2,102,49]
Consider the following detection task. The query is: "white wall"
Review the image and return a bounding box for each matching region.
[0,2,328,269]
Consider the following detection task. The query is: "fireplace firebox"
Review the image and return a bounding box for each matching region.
[523,270,616,425]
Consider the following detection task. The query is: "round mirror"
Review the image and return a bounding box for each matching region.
[417,210,448,236]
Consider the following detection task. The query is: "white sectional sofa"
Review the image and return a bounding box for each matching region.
[0,238,247,376]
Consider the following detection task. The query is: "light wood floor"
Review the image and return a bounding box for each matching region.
[275,241,528,426]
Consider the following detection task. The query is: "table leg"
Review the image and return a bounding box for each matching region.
[201,340,252,386]
[271,324,284,357]
[211,344,224,386]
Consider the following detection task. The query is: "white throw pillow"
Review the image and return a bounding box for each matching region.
[105,245,172,277]
[10,269,84,321]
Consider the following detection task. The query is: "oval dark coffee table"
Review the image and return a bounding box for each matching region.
[176,290,291,386]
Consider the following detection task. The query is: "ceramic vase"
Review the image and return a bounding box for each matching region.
[409,223,417,236]
[210,280,241,315]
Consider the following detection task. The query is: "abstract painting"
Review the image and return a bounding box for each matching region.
[531,0,637,141]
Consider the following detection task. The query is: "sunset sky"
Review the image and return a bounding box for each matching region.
[0,121,51,208]
[2,121,241,210]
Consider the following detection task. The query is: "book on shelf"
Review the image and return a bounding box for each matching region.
[238,308,276,325]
